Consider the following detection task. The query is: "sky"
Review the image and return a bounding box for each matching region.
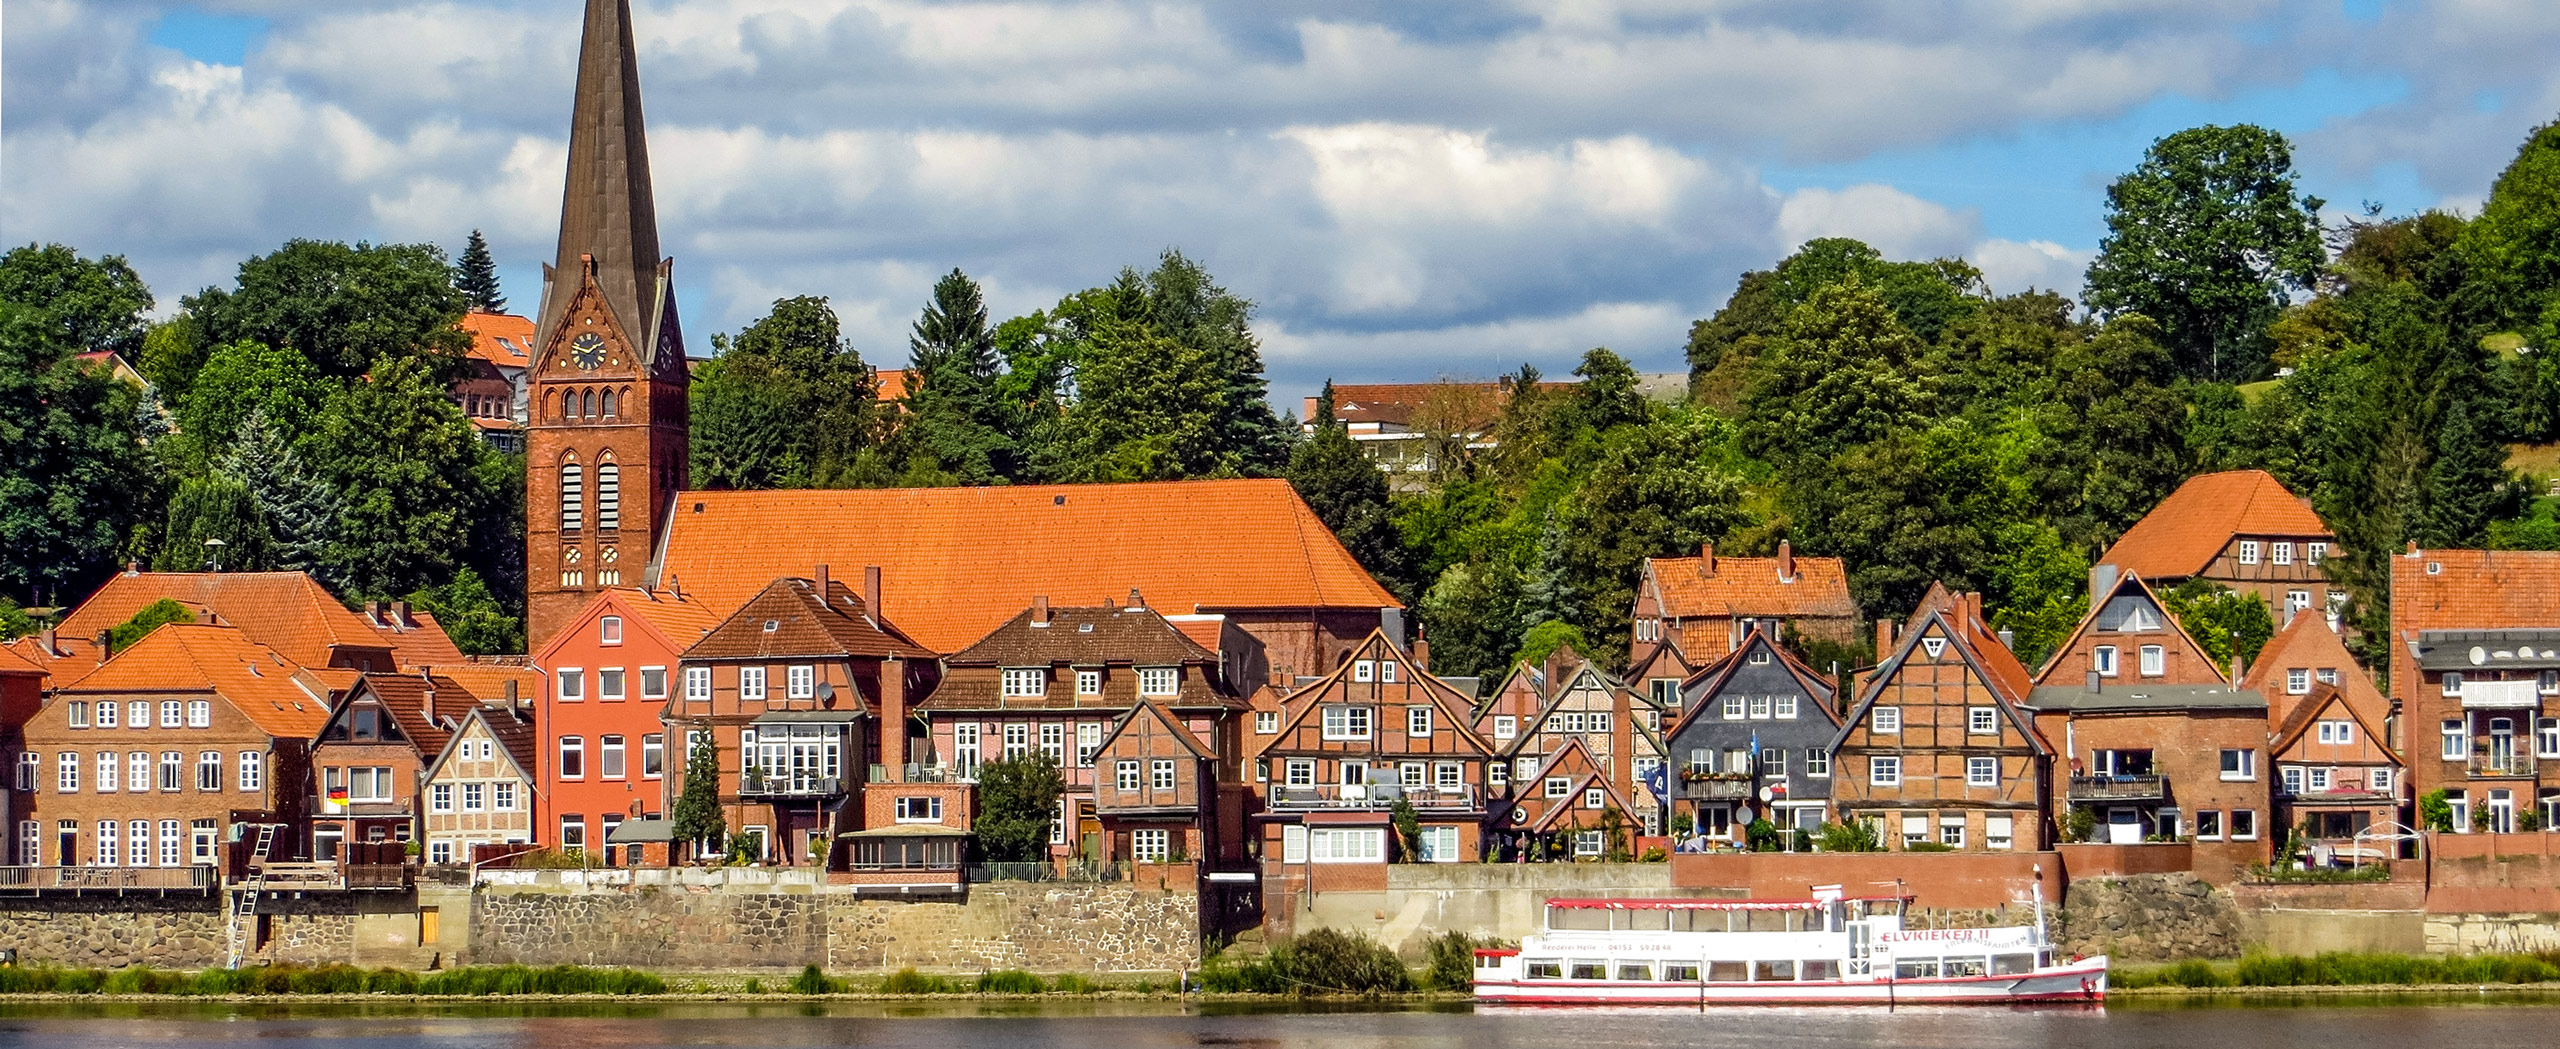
[6,1,2558,405]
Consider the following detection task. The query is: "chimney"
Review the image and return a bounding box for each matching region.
[124,561,139,577]
[1411,628,1431,672]
[2230,653,2246,687]
[392,600,412,628]
[1128,587,1145,610]
[880,657,908,781]
[2089,563,2119,603]
[670,576,685,602]
[1778,541,1796,583]
[1381,608,1406,647]
[815,563,831,601]
[40,621,55,657]
[2086,670,2101,693]
[504,679,519,706]
[1033,596,1051,626]
[419,668,437,723]
[1997,628,2016,652]
[94,630,111,664]
[1874,619,1894,658]
[1699,543,1716,577]
[863,565,883,624]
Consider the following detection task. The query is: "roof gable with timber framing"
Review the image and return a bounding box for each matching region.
[1264,629,1494,758]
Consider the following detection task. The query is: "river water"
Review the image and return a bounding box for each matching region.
[4,998,2559,1049]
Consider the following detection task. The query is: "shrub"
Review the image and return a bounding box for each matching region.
[1048,973,1101,994]
[365,968,420,995]
[742,978,764,994]
[878,968,959,994]
[414,964,664,996]
[1271,928,1410,995]
[1815,820,1881,853]
[1421,931,1486,992]
[103,966,182,994]
[976,969,1045,995]
[2232,951,2560,987]
[188,967,258,996]
[789,964,836,995]
[1905,842,1957,853]
[52,969,105,995]
[1638,846,1667,862]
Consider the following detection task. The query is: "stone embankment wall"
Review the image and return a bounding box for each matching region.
[466,870,1200,973]
[2057,873,2245,961]
[0,897,225,968]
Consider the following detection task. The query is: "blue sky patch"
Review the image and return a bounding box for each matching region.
[148,10,269,67]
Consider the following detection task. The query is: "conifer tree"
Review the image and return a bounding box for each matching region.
[457,230,506,313]
[902,269,1013,483]
[671,732,726,861]
[218,408,337,580]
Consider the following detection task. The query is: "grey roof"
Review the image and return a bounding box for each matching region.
[606,817,674,843]
[2413,629,2560,672]
[2027,684,2267,713]
[1433,676,1482,700]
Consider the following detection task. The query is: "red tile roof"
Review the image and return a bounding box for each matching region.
[2392,548,2560,632]
[685,577,937,662]
[57,624,335,737]
[409,664,545,708]
[1309,381,1574,431]
[874,368,911,401]
[651,480,1400,652]
[2268,681,2401,765]
[2100,470,2330,579]
[946,604,1218,668]
[1644,549,1856,620]
[459,311,535,370]
[329,672,473,756]
[2242,611,2388,728]
[54,572,450,669]
[0,644,43,677]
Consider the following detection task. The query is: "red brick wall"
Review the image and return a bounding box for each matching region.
[1673,850,2062,910]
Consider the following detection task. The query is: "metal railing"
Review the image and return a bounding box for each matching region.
[738,773,845,797]
[0,865,216,894]
[868,764,968,784]
[2470,753,2537,778]
[2068,774,2168,801]
[1267,783,1479,811]
[965,860,1131,884]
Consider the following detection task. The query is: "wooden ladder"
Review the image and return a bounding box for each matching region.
[225,825,276,969]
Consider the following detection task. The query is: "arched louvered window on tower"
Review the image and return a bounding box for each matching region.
[600,388,617,418]
[597,462,621,532]
[560,463,584,533]
[582,388,596,418]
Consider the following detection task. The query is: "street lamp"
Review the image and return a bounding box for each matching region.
[202,538,226,573]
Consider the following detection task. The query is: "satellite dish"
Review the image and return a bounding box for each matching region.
[2471,646,2488,666]
[1759,786,1779,802]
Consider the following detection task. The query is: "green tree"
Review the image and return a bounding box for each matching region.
[406,568,521,656]
[1768,238,1983,343]
[305,356,493,598]
[899,269,1014,484]
[972,753,1066,863]
[2415,398,2516,547]
[0,302,159,604]
[723,295,877,484]
[1415,560,1530,680]
[178,339,328,454]
[1035,314,1229,482]
[109,598,196,654]
[670,731,726,859]
[1289,381,1417,601]
[2083,124,2327,382]
[1512,619,1589,670]
[217,408,337,577]
[456,230,506,313]
[2161,579,2276,669]
[1685,268,1785,407]
[0,244,155,359]
[184,239,473,379]
[1548,410,1752,661]
[1566,347,1647,434]
[1790,418,2017,617]
[689,353,815,489]
[1986,520,2092,668]
[1742,277,1930,467]
[1132,251,1291,474]
[2453,120,2560,333]
[154,472,270,572]
[2024,315,2190,552]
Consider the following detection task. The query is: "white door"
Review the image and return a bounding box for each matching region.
[2106,808,2142,844]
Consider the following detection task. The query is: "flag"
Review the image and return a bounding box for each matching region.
[1644,760,1669,804]
[1748,729,1761,775]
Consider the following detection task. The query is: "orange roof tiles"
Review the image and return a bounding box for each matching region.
[56,572,411,669]
[2242,611,2388,728]
[874,368,911,401]
[410,664,545,708]
[687,577,937,662]
[59,624,334,737]
[0,644,43,677]
[459,311,535,370]
[1645,549,1856,620]
[651,479,1399,652]
[605,587,725,648]
[2100,470,2331,579]
[2392,548,2560,633]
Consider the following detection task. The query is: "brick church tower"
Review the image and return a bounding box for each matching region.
[525,0,689,649]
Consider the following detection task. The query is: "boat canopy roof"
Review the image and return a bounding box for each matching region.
[1543,897,1900,912]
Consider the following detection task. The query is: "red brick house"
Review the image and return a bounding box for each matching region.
[1089,700,1227,866]
[2097,469,2340,624]
[2268,682,2406,861]
[532,586,720,854]
[914,598,1242,861]
[16,625,330,867]
[1834,589,2052,852]
[2244,610,2390,730]
[1468,660,1549,788]
[2390,547,2560,833]
[1494,654,1667,835]
[1630,542,1857,668]
[1626,639,1698,712]
[309,672,471,859]
[2026,573,2270,874]
[1256,629,1497,867]
[666,569,937,865]
[1493,736,1643,860]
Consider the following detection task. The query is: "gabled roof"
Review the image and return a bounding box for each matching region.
[946,604,1218,668]
[7,635,101,680]
[459,311,535,370]
[684,576,935,662]
[1095,699,1218,762]
[1837,597,2047,755]
[1643,547,1856,620]
[1626,638,1695,682]
[1519,738,1639,833]
[318,672,474,756]
[423,704,541,787]
[410,664,545,708]
[1308,380,1573,432]
[2099,470,2330,579]
[2269,682,2402,765]
[874,368,911,401]
[2241,611,2388,727]
[58,624,333,738]
[53,572,448,669]
[2029,571,2224,687]
[0,644,42,678]
[537,587,724,665]
[1501,659,1630,759]
[2391,548,2560,636]
[1667,629,1841,742]
[1271,629,1495,755]
[1473,661,1548,721]
[649,479,1400,652]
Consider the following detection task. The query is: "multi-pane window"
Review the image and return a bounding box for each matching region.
[1871,707,1901,734]
[57,752,78,793]
[1002,723,1029,759]
[2273,541,2294,565]
[952,723,980,774]
[1493,716,1516,739]
[1132,829,1170,863]
[1805,749,1829,777]
[2219,748,2256,781]
[1584,787,1606,810]
[97,821,117,867]
[1116,760,1141,790]
[894,796,943,822]
[2316,720,2355,745]
[1139,668,1177,696]
[67,702,88,728]
[1041,723,1066,764]
[1436,762,1461,789]
[127,751,149,792]
[431,784,454,813]
[95,701,114,728]
[1968,707,1997,735]
[601,735,626,779]
[684,666,712,702]
[160,701,182,728]
[1002,669,1045,697]
[1750,695,1772,719]
[1723,696,1745,720]
[1408,705,1433,737]
[1077,670,1102,696]
[13,752,32,792]
[1255,711,1279,734]
[1284,759,1315,787]
[2288,668,2311,694]
[2238,540,2261,564]
[2442,718,2467,760]
[1775,695,1797,719]
[158,752,181,792]
[1076,723,1101,767]
[463,783,485,812]
[158,821,180,867]
[1379,660,1398,683]
[787,665,815,699]
[2308,542,2326,564]
[95,753,116,794]
[1152,759,1176,791]
[1321,706,1372,740]
[2541,718,2560,758]
[1762,749,1787,776]
[494,782,516,811]
[2282,766,2304,795]
[1967,757,1998,787]
[1353,661,1375,683]
[739,667,767,701]
[1545,777,1573,798]
[1869,756,1901,786]
[187,701,210,727]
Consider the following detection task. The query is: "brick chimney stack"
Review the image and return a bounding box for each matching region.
[419,668,437,723]
[1128,587,1145,610]
[1874,619,1895,659]
[1778,540,1796,583]
[1700,542,1716,577]
[880,657,908,781]
[815,564,830,601]
[1033,595,1050,626]
[864,566,883,625]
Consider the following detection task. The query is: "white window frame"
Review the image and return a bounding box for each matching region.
[1076,669,1102,696]
[1775,694,1798,719]
[739,666,767,701]
[1723,695,1745,720]
[1805,749,1830,777]
[1001,668,1045,698]
[2220,748,2256,781]
[1967,756,1997,787]
[1139,667,1178,696]
[2443,718,2468,760]
[2093,646,2119,677]
[187,701,210,728]
[598,667,626,702]
[1152,759,1177,791]
[600,616,623,644]
[237,751,262,792]
[2238,540,2261,565]
[1869,756,1900,787]
[1968,706,1996,735]
[1871,706,1901,734]
[1076,723,1101,767]
[1408,705,1433,738]
[1320,706,1373,741]
[1131,828,1170,863]
[556,668,584,702]
[1309,826,1385,863]
[2272,541,2293,566]
[2229,809,2259,841]
[894,796,944,823]
[1116,760,1140,791]
[1254,711,1279,734]
[684,666,712,702]
[1353,660,1375,683]
[431,783,453,813]
[2139,645,2165,677]
[1379,661,1398,684]
[1545,776,1573,798]
[787,664,815,699]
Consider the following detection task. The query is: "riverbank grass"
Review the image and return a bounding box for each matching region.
[2118,952,2560,989]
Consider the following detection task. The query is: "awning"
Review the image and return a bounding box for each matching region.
[754,710,863,724]
[607,817,675,843]
[839,825,971,839]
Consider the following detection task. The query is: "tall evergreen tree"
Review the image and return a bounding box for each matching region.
[901,269,1013,483]
[1135,251,1291,474]
[218,408,337,579]
[670,731,725,859]
[1288,380,1417,602]
[457,230,506,313]
[2416,398,2513,547]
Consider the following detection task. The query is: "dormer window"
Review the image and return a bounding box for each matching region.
[1077,670,1102,696]
[1140,667,1178,696]
[1002,668,1046,698]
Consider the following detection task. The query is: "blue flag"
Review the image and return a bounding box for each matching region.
[1644,760,1670,804]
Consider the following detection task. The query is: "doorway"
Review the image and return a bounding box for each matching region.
[2105,808,2143,844]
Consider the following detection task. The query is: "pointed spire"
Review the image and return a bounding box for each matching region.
[542,0,670,364]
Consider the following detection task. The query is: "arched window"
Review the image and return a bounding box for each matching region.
[543,389,558,422]
[596,461,621,532]
[559,463,585,533]
[600,388,617,419]
[581,388,596,418]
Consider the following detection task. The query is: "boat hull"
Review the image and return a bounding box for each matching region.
[1475,956,2108,1006]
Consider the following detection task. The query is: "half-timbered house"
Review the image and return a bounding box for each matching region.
[1257,629,1497,867]
[1833,590,2052,852]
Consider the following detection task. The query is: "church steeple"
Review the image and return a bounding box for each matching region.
[540,0,670,367]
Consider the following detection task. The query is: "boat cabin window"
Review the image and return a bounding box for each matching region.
[1754,960,1797,982]
[1626,908,1670,931]
[1615,962,1654,981]
[1569,960,1607,980]
[1943,956,1989,978]
[1801,959,1840,981]
[1894,958,1941,980]
[1524,959,1564,979]
[1549,906,1613,931]
[1708,961,1749,983]
[1993,954,2033,975]
[1662,961,1701,982]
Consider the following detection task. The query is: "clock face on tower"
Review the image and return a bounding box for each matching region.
[570,332,607,370]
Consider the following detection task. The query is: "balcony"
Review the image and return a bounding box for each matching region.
[869,763,968,784]
[0,866,216,896]
[2456,679,2546,709]
[739,772,845,798]
[1680,774,1755,801]
[2069,774,2169,802]
[2469,753,2538,779]
[1269,783,1479,812]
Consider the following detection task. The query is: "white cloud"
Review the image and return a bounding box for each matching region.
[1971,238,2092,298]
[1776,183,1978,261]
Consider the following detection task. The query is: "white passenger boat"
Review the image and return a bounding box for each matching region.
[1472,885,2106,1005]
